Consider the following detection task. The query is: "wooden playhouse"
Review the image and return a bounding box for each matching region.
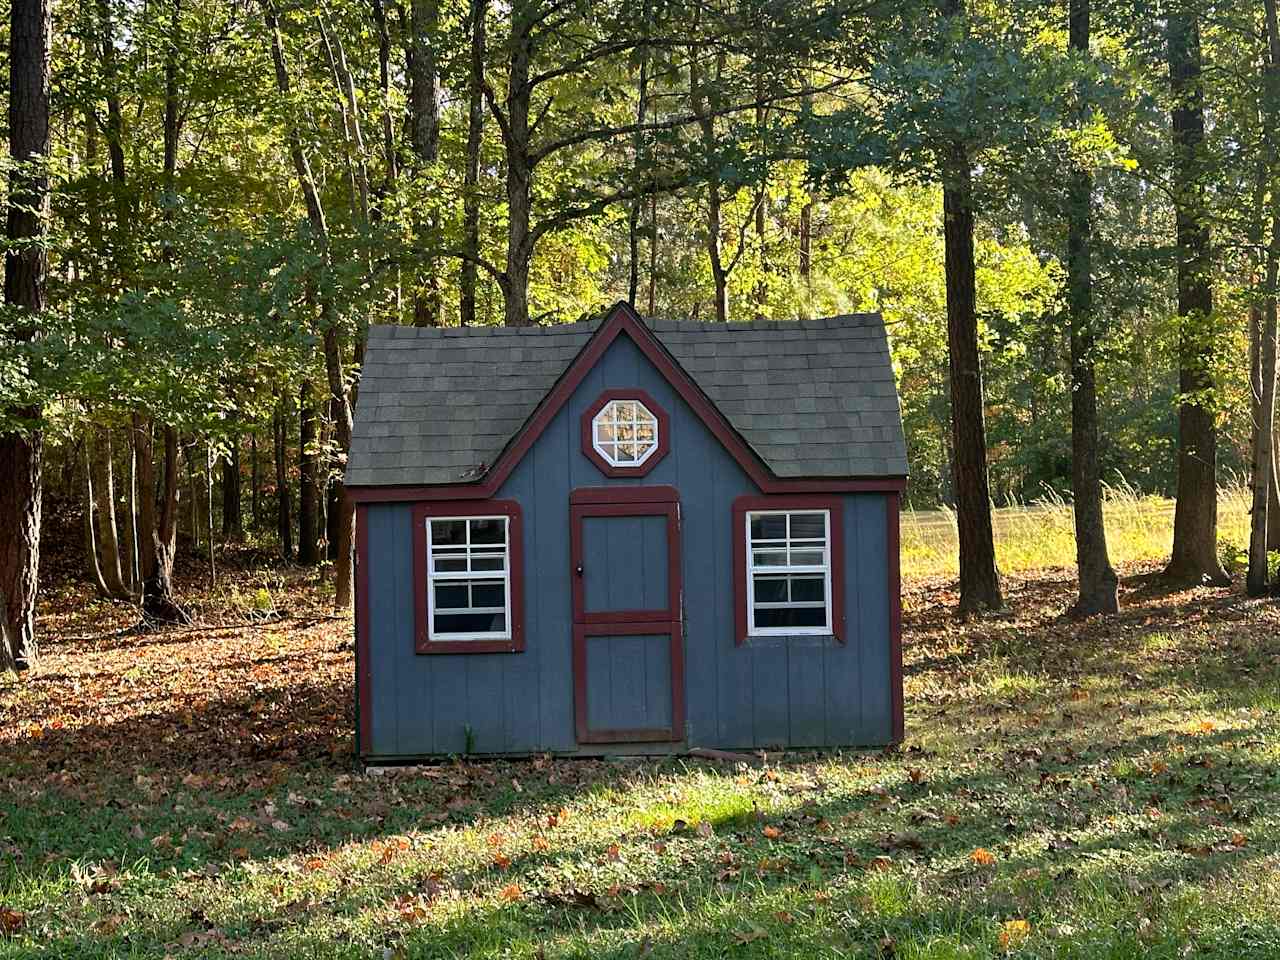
[346,302,907,759]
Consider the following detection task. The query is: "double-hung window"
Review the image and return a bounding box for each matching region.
[733,497,844,644]
[413,501,524,653]
[745,510,832,634]
[427,516,511,639]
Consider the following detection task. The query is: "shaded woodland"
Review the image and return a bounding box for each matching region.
[4,0,1280,663]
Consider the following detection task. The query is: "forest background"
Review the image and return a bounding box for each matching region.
[3,0,1280,658]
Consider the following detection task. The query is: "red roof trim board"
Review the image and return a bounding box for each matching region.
[411,499,525,655]
[731,494,846,647]
[580,389,671,478]
[347,302,907,503]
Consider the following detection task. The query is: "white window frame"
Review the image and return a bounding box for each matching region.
[591,398,661,468]
[744,509,832,637]
[426,515,512,642]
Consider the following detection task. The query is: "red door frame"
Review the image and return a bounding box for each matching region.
[570,485,685,744]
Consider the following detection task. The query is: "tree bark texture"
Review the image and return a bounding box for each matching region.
[221,435,243,541]
[266,0,355,603]
[690,50,729,323]
[141,427,189,623]
[1066,0,1118,616]
[274,399,294,560]
[942,146,1002,612]
[409,0,442,326]
[1,0,50,669]
[90,426,130,599]
[298,382,320,566]
[499,4,534,328]
[1250,0,1280,594]
[83,444,111,598]
[460,0,486,326]
[1165,7,1229,586]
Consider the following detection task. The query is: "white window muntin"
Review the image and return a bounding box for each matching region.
[745,509,832,636]
[426,516,511,641]
[592,398,660,467]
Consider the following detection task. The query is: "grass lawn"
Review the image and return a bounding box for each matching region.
[2,544,1279,957]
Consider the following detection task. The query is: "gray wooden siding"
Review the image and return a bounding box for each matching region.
[582,515,669,614]
[584,632,673,732]
[362,331,895,757]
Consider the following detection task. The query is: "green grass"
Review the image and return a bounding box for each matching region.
[2,564,1280,957]
[902,482,1252,580]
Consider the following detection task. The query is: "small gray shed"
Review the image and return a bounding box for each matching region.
[346,302,907,760]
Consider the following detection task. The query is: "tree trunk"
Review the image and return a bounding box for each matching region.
[134,416,156,580]
[1250,0,1280,595]
[799,199,813,285]
[501,5,534,328]
[250,432,261,528]
[690,52,729,323]
[273,398,294,560]
[1,0,50,670]
[1066,0,1118,616]
[628,8,650,307]
[1165,7,1228,586]
[221,434,242,541]
[460,0,486,326]
[90,426,130,598]
[942,146,1002,612]
[123,426,139,589]
[82,441,111,597]
[266,0,355,603]
[323,322,356,608]
[298,382,320,566]
[409,0,441,326]
[1270,445,1280,550]
[141,427,189,623]
[185,437,201,549]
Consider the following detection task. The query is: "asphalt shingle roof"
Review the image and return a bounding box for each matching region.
[346,311,907,486]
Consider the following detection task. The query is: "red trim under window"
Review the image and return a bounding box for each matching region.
[346,302,908,504]
[732,495,846,646]
[580,389,671,478]
[411,500,525,654]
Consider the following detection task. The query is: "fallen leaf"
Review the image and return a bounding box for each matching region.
[498,882,523,902]
[732,921,769,944]
[970,847,996,866]
[0,907,24,936]
[998,919,1031,950]
[762,826,781,840]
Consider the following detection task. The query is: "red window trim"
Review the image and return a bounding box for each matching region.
[580,389,671,478]
[411,500,525,655]
[732,495,845,647]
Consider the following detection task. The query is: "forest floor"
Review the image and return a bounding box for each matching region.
[2,547,1280,958]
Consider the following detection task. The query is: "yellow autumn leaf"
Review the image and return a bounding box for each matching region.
[998,919,1031,949]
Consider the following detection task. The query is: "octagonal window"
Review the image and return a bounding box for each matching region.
[591,398,660,466]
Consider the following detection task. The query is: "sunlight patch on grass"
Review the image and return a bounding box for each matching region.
[902,483,1251,579]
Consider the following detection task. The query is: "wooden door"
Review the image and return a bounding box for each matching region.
[570,486,684,743]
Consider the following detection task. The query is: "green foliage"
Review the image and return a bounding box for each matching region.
[3,0,1273,511]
